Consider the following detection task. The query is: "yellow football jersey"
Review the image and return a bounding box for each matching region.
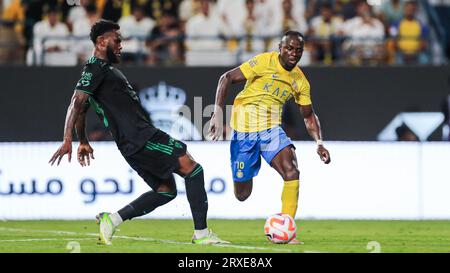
[230,51,312,132]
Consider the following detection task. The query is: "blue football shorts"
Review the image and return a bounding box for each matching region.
[230,126,295,182]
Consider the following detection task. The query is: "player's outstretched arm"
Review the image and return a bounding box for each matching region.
[299,104,331,164]
[49,91,90,166]
[75,101,95,167]
[209,67,246,141]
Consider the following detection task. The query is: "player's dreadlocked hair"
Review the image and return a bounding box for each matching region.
[90,19,120,44]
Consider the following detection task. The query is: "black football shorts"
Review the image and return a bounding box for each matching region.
[124,129,187,190]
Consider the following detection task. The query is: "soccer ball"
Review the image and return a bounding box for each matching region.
[264,213,297,244]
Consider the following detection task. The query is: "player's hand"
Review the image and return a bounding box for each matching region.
[49,141,72,166]
[317,145,331,164]
[77,143,95,167]
[208,112,223,141]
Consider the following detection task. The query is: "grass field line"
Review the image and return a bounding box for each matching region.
[0,227,295,253]
[0,238,93,243]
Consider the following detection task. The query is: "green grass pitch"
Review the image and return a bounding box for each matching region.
[0,219,449,253]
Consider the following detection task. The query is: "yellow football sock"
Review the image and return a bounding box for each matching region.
[281,180,299,219]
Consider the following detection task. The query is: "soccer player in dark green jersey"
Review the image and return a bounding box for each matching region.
[49,20,228,245]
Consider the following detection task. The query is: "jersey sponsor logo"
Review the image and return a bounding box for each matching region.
[80,71,93,87]
[263,81,291,100]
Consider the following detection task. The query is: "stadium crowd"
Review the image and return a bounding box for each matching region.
[0,0,439,66]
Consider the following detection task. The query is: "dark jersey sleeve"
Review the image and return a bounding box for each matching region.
[74,63,105,95]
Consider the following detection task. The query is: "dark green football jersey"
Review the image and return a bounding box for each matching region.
[75,56,157,156]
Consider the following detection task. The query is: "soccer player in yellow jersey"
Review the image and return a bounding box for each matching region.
[209,31,331,244]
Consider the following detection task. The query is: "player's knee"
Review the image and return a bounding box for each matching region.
[282,165,300,181]
[178,154,198,176]
[235,191,250,202]
[156,190,177,201]
[234,186,251,201]
[156,184,177,197]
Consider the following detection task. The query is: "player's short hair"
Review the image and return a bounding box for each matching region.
[281,30,305,44]
[90,19,120,44]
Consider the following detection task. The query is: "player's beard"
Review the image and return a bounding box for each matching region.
[106,45,119,63]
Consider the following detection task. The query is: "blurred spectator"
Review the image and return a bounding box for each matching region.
[254,0,285,40]
[146,12,183,65]
[130,0,181,21]
[377,0,405,28]
[2,0,24,34]
[185,0,228,51]
[396,123,418,141]
[66,0,91,30]
[22,0,47,51]
[279,0,308,34]
[28,6,75,66]
[118,5,155,64]
[308,2,344,64]
[341,1,385,65]
[335,0,360,21]
[216,0,245,38]
[1,0,25,64]
[178,0,202,26]
[389,1,429,65]
[100,0,122,22]
[72,3,99,63]
[236,0,266,60]
[267,0,308,52]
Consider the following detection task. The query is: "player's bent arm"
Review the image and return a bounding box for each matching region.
[213,67,246,113]
[209,67,246,140]
[300,104,331,164]
[299,104,323,142]
[63,91,91,144]
[75,100,90,145]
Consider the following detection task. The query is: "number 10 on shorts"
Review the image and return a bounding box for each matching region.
[235,161,245,170]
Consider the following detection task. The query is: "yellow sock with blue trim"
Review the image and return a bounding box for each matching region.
[281,180,299,219]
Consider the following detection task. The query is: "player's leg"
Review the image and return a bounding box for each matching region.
[176,152,208,232]
[234,179,253,201]
[114,175,177,222]
[96,171,177,245]
[270,145,300,218]
[261,127,300,219]
[96,136,181,245]
[261,127,303,244]
[270,147,303,244]
[176,152,229,244]
[230,130,261,201]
